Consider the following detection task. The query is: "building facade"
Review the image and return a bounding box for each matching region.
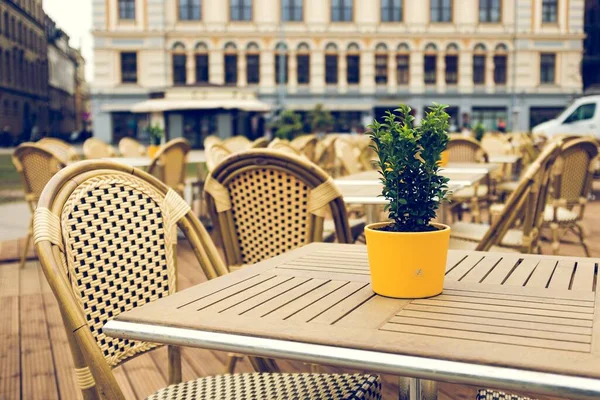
[46,17,77,138]
[0,0,49,143]
[91,0,585,145]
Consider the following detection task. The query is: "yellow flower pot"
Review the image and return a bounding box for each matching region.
[439,150,449,167]
[364,222,450,299]
[148,145,160,158]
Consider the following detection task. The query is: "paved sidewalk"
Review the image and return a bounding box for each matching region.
[0,201,30,241]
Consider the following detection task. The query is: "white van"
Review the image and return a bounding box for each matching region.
[532,95,600,138]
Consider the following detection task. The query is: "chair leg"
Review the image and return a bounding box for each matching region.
[225,353,241,374]
[20,230,32,269]
[574,223,591,257]
[470,198,481,223]
[550,222,560,255]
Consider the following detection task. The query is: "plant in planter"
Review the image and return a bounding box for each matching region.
[268,109,304,141]
[364,104,451,298]
[146,124,164,157]
[473,121,486,142]
[309,103,334,138]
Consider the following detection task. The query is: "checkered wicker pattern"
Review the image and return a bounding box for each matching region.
[60,173,176,367]
[476,389,536,400]
[229,167,311,265]
[13,144,64,200]
[447,137,488,163]
[559,149,591,203]
[147,373,382,400]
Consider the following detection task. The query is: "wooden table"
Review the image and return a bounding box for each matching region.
[105,243,600,400]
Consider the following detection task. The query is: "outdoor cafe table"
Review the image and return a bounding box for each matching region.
[104,243,600,400]
[101,149,206,168]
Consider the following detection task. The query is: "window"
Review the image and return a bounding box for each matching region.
[282,0,303,22]
[224,54,238,84]
[542,0,557,23]
[246,54,260,84]
[431,0,452,22]
[381,0,403,22]
[472,107,507,131]
[297,43,310,84]
[540,53,555,84]
[119,0,135,20]
[230,0,252,21]
[445,55,458,84]
[331,0,353,22]
[375,44,388,84]
[479,0,501,23]
[195,43,209,83]
[424,43,438,84]
[494,54,507,84]
[120,52,137,83]
[473,55,486,84]
[179,0,201,20]
[529,107,562,129]
[173,54,187,85]
[347,43,360,84]
[3,12,8,38]
[325,43,338,84]
[396,54,409,84]
[564,103,596,124]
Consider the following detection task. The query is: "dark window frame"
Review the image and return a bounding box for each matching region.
[172,53,187,85]
[119,0,136,20]
[195,53,209,83]
[282,0,303,22]
[297,53,310,84]
[494,54,507,84]
[542,0,557,23]
[424,54,437,84]
[179,0,202,20]
[331,0,353,22]
[120,52,138,83]
[346,54,360,84]
[224,54,238,84]
[473,54,486,84]
[445,54,458,84]
[381,0,403,22]
[396,54,409,85]
[479,0,501,23]
[375,54,388,84]
[230,0,253,21]
[540,53,556,84]
[431,0,452,23]
[325,54,338,84]
[246,53,260,84]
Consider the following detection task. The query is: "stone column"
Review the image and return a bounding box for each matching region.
[460,50,473,93]
[288,50,297,94]
[387,53,396,94]
[339,51,347,93]
[238,51,247,87]
[410,51,424,93]
[437,53,446,92]
[485,54,494,93]
[186,50,195,85]
[311,50,325,94]
[210,49,224,85]
[360,50,375,94]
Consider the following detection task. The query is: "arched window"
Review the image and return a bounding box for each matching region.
[396,43,410,85]
[473,43,487,85]
[195,42,209,83]
[424,43,437,84]
[246,41,260,84]
[375,43,388,85]
[224,42,238,84]
[494,43,508,84]
[445,43,459,84]
[297,42,310,85]
[325,43,338,84]
[346,42,360,84]
[172,42,187,85]
[275,42,288,84]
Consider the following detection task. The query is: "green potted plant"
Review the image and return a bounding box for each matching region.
[473,122,486,142]
[365,104,451,299]
[268,109,304,141]
[309,104,334,138]
[146,124,164,157]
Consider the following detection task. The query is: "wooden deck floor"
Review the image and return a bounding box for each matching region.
[3,198,600,400]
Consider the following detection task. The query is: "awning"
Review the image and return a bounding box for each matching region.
[285,103,373,111]
[130,99,272,113]
[100,104,137,112]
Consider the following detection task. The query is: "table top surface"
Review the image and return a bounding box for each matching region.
[102,150,206,168]
[488,154,522,164]
[109,243,600,382]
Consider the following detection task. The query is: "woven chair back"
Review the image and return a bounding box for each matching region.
[206,142,233,171]
[267,138,302,156]
[118,137,146,157]
[335,136,364,175]
[38,137,78,163]
[12,143,65,207]
[205,150,352,269]
[148,138,191,196]
[291,134,318,162]
[83,137,116,159]
[481,134,513,156]
[551,138,599,207]
[33,161,228,399]
[447,136,489,163]
[223,136,251,153]
[477,142,560,253]
[250,137,269,148]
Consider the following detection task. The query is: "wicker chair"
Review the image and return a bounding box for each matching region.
[33,160,382,400]
[267,138,303,156]
[147,138,190,197]
[335,137,364,176]
[83,137,117,159]
[223,135,251,153]
[205,142,233,171]
[250,137,269,148]
[291,134,318,162]
[314,136,338,176]
[205,149,353,271]
[449,142,560,254]
[203,135,222,149]
[38,137,79,163]
[118,137,146,157]
[544,138,599,256]
[12,143,65,268]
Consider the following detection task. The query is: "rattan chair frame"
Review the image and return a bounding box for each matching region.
[33,160,229,400]
[544,138,599,256]
[38,137,79,163]
[205,142,233,171]
[223,135,251,153]
[291,134,319,162]
[250,137,269,148]
[83,137,117,159]
[205,149,353,270]
[147,138,191,196]
[454,142,560,253]
[12,143,65,268]
[315,136,338,176]
[118,137,147,157]
[267,138,303,156]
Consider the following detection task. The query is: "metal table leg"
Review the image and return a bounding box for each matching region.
[399,377,438,400]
